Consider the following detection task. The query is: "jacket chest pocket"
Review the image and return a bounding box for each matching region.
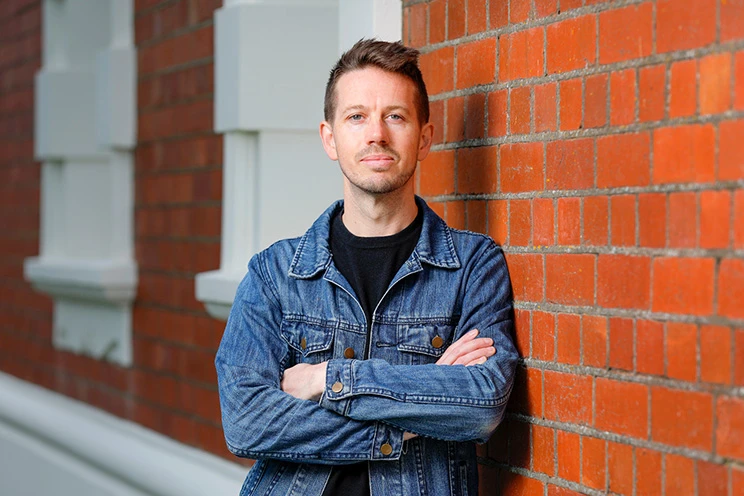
[280,320,334,366]
[397,323,456,365]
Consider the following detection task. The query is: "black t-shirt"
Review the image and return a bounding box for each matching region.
[321,206,423,496]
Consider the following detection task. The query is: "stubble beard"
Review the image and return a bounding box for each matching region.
[340,145,414,196]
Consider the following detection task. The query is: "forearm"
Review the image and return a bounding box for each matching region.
[217,360,404,464]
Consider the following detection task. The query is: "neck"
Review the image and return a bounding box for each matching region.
[341,184,418,237]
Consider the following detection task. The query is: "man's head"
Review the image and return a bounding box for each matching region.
[324,39,430,126]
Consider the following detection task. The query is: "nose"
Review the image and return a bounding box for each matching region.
[366,116,389,145]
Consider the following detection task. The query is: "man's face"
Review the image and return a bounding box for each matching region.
[320,67,433,197]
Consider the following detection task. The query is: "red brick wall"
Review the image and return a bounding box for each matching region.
[0,0,233,461]
[407,0,744,494]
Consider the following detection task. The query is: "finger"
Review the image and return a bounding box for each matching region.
[453,346,495,366]
[436,329,480,365]
[464,356,488,367]
[439,337,493,365]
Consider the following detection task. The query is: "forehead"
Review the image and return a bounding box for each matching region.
[334,66,418,110]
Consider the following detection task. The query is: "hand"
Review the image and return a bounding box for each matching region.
[281,362,328,402]
[436,329,495,366]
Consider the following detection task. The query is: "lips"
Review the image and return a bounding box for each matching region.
[360,154,395,168]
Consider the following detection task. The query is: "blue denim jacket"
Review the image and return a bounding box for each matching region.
[216,197,518,496]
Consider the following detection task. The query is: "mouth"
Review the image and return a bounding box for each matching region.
[360,154,395,168]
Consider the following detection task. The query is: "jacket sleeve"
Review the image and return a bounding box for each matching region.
[215,253,404,464]
[319,242,518,444]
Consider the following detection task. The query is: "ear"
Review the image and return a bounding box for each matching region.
[417,122,434,162]
[319,121,338,161]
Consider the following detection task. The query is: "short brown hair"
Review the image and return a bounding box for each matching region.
[324,39,430,125]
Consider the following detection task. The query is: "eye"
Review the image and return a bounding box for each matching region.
[388,114,403,121]
[348,114,364,121]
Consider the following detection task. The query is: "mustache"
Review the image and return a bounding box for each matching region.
[355,145,400,162]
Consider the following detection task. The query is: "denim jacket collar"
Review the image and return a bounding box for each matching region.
[288,196,461,279]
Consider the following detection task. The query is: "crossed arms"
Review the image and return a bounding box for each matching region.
[215,243,518,464]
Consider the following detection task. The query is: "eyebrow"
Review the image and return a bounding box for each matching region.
[340,104,411,115]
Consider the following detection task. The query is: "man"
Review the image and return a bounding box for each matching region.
[216,39,518,496]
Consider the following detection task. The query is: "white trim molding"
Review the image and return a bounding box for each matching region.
[196,0,402,320]
[25,0,138,365]
[0,372,245,496]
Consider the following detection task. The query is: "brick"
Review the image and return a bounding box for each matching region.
[510,0,531,23]
[508,365,543,415]
[666,322,698,382]
[599,3,653,64]
[490,0,508,29]
[419,150,455,197]
[670,60,697,118]
[699,191,730,249]
[514,310,531,358]
[635,448,662,496]
[547,15,596,74]
[719,258,744,319]
[532,424,555,476]
[447,0,466,39]
[487,200,508,245]
[668,192,697,248]
[585,73,608,129]
[546,254,594,306]
[608,442,633,495]
[487,90,508,138]
[534,83,557,132]
[597,133,651,187]
[653,258,715,316]
[698,461,729,496]
[547,486,583,496]
[498,27,544,81]
[737,328,744,386]
[557,198,581,246]
[597,255,650,311]
[535,0,557,18]
[581,436,605,490]
[636,320,665,376]
[544,370,592,425]
[465,200,487,233]
[559,78,582,130]
[464,93,486,140]
[533,198,555,246]
[737,192,744,249]
[700,53,732,115]
[445,200,465,229]
[408,3,427,48]
[557,431,580,483]
[735,466,744,495]
[546,138,594,190]
[652,387,713,450]
[556,313,580,365]
[428,0,446,44]
[665,454,695,496]
[583,196,609,246]
[720,120,744,181]
[657,0,716,53]
[610,195,636,247]
[500,142,544,192]
[533,311,555,360]
[446,97,465,143]
[561,0,583,9]
[722,0,744,41]
[638,193,666,248]
[507,420,531,468]
[639,65,666,122]
[737,52,744,110]
[609,318,634,371]
[610,69,636,126]
[509,199,531,246]
[654,125,716,184]
[419,47,455,96]
[717,397,744,461]
[429,100,445,145]
[509,86,531,135]
[500,472,544,496]
[583,315,608,368]
[466,0,487,34]
[596,378,648,438]
[457,38,496,88]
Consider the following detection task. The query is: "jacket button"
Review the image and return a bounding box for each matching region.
[344,347,355,359]
[331,381,343,393]
[431,336,444,348]
[300,337,307,350]
[380,443,393,456]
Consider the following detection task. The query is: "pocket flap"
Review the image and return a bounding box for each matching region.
[397,324,455,357]
[280,320,334,356]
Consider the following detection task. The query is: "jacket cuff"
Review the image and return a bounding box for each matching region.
[370,423,404,460]
[320,358,354,415]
